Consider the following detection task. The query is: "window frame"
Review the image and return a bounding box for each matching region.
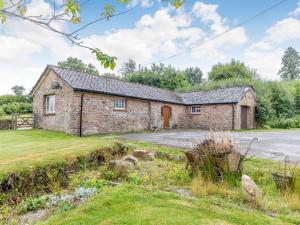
[190,105,201,114]
[45,95,56,114]
[114,98,126,110]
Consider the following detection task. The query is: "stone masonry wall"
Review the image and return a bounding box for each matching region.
[32,70,76,134]
[187,104,234,130]
[149,102,188,129]
[234,88,256,129]
[80,94,188,135]
[81,93,150,135]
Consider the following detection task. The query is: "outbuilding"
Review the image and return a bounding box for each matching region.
[30,65,256,135]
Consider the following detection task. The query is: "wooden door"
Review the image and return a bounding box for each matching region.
[162,106,171,129]
[241,106,248,129]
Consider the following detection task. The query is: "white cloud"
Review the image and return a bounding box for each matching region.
[265,18,300,43]
[82,8,205,64]
[290,2,300,17]
[244,14,300,78]
[190,1,247,62]
[128,0,154,8]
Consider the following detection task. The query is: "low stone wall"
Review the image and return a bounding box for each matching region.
[0,119,12,130]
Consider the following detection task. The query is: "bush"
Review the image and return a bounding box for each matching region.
[0,107,5,117]
[0,95,32,106]
[17,196,46,214]
[267,117,300,129]
[1,102,32,114]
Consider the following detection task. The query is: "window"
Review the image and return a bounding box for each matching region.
[45,95,55,113]
[191,106,201,114]
[114,98,126,110]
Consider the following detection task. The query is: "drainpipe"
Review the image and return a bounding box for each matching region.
[79,93,84,137]
[232,104,235,130]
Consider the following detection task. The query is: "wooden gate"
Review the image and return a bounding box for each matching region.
[11,113,33,130]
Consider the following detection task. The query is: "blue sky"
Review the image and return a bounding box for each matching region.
[0,0,300,94]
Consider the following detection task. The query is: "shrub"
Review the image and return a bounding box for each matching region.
[0,95,32,106]
[267,117,300,129]
[0,107,5,117]
[17,196,46,214]
[1,102,32,114]
[75,187,97,199]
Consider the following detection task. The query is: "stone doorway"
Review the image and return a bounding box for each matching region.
[162,106,171,129]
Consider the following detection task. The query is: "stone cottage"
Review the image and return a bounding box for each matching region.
[30,65,256,136]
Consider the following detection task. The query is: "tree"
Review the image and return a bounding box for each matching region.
[58,57,99,75]
[278,47,300,80]
[0,0,184,69]
[208,59,256,81]
[11,85,25,96]
[184,67,203,84]
[119,59,136,77]
[295,84,300,113]
[125,63,189,90]
[269,83,293,118]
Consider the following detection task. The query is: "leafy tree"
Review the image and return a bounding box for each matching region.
[119,59,136,77]
[58,57,99,75]
[278,47,300,80]
[160,68,189,90]
[295,84,300,113]
[184,67,203,84]
[125,63,189,90]
[269,83,293,118]
[208,59,256,81]
[11,85,26,96]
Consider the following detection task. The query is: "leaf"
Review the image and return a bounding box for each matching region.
[104,61,109,69]
[110,62,116,70]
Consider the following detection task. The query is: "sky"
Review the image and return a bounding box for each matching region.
[0,0,300,94]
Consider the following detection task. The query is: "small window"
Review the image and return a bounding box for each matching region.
[45,95,55,113]
[114,99,126,110]
[191,106,201,114]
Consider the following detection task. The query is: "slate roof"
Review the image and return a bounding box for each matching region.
[31,65,253,105]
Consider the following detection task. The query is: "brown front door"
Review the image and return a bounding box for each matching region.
[241,106,248,129]
[162,106,171,128]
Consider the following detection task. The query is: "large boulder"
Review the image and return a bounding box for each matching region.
[242,175,262,202]
[132,150,155,161]
[122,155,138,166]
[108,160,135,178]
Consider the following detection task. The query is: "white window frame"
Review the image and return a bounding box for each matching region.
[191,105,201,114]
[114,98,126,110]
[45,95,55,113]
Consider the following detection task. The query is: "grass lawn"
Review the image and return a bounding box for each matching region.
[40,185,290,225]
[1,129,300,225]
[0,129,183,173]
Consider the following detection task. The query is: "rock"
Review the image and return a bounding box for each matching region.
[132,150,155,161]
[242,175,262,201]
[122,155,138,166]
[108,160,135,178]
[176,188,192,197]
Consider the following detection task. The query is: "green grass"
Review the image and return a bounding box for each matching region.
[0,129,183,173]
[0,129,118,173]
[40,185,294,225]
[1,129,300,225]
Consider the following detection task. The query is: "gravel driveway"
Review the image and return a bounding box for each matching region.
[122,130,300,162]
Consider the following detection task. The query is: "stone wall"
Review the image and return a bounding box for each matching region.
[234,88,256,129]
[0,119,11,130]
[80,93,150,135]
[149,102,188,129]
[32,70,76,134]
[187,104,234,130]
